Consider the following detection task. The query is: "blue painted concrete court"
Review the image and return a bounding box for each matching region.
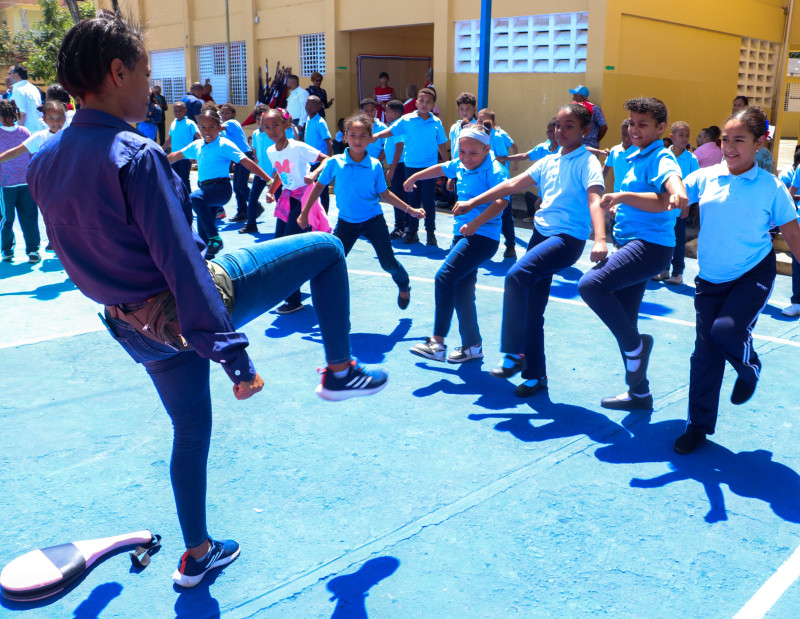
[1,186,800,618]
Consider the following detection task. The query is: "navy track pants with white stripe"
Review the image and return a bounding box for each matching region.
[687,251,775,434]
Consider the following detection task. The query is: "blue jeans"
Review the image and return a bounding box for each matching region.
[190,181,231,243]
[334,214,409,291]
[433,234,499,347]
[671,217,687,275]
[688,252,774,434]
[500,230,585,379]
[103,233,351,548]
[578,238,673,394]
[404,166,436,233]
[232,151,254,216]
[1,185,39,255]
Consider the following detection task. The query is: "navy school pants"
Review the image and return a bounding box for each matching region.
[390,162,408,231]
[190,181,231,243]
[404,166,436,233]
[500,230,585,379]
[578,238,674,394]
[232,151,254,217]
[687,251,775,434]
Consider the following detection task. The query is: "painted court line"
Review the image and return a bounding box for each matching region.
[0,325,104,350]
[349,269,800,349]
[734,543,800,619]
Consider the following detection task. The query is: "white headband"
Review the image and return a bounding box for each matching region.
[459,124,491,145]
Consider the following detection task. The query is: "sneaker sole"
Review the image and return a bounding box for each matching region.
[409,348,446,362]
[315,380,387,401]
[275,305,304,315]
[447,354,484,364]
[172,547,241,588]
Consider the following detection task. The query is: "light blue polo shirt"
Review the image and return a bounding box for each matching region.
[489,127,514,169]
[614,140,682,247]
[366,118,387,160]
[781,166,795,189]
[441,155,509,240]
[685,162,798,283]
[390,111,447,169]
[789,166,800,190]
[180,135,245,183]
[528,140,557,162]
[383,119,404,166]
[169,117,199,152]
[252,129,276,176]
[449,118,475,157]
[304,113,331,154]
[528,145,605,240]
[318,148,387,223]
[221,119,251,154]
[605,143,637,192]
[668,147,699,180]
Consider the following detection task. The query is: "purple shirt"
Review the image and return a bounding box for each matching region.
[0,125,31,185]
[27,109,254,384]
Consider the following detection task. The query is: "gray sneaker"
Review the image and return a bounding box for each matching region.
[410,337,446,362]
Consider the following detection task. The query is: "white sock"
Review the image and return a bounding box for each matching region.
[332,368,349,378]
[522,378,541,387]
[624,339,644,372]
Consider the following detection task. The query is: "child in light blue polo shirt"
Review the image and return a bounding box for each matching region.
[450,104,606,394]
[478,107,519,258]
[219,103,254,222]
[304,95,333,213]
[374,87,448,246]
[404,123,510,364]
[448,92,477,159]
[578,97,686,412]
[241,104,279,234]
[359,98,387,162]
[674,106,800,455]
[602,119,634,192]
[652,121,699,285]
[168,107,272,258]
[164,100,200,197]
[299,113,424,309]
[383,100,407,239]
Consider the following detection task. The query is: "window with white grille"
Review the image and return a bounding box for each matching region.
[738,36,780,110]
[455,12,588,74]
[150,49,186,104]
[785,83,800,112]
[300,33,325,77]
[197,42,248,106]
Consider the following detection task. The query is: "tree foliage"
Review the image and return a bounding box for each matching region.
[3,0,95,84]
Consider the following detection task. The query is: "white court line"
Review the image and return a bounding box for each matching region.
[349,269,800,349]
[0,325,104,350]
[734,543,800,619]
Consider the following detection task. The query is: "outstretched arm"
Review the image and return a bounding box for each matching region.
[0,143,28,163]
[297,181,326,229]
[454,172,537,214]
[239,157,272,183]
[459,198,507,237]
[404,164,445,193]
[587,186,607,262]
[780,218,800,264]
[379,189,424,219]
[166,151,186,164]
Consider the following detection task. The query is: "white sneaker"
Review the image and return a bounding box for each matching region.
[410,337,446,362]
[666,273,683,285]
[447,343,484,364]
[782,303,800,317]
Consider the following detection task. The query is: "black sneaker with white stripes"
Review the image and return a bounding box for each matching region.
[316,360,388,401]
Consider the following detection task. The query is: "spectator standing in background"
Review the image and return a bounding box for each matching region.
[153,84,168,144]
[306,71,333,118]
[8,65,45,132]
[569,84,607,148]
[181,82,204,123]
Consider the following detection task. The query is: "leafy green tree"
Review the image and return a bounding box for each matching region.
[12,0,95,83]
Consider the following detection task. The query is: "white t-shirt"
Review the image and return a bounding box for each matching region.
[23,129,58,153]
[286,88,309,126]
[10,80,45,132]
[267,139,320,191]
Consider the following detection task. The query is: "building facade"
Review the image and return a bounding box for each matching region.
[97,0,800,153]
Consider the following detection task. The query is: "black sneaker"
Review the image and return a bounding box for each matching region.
[426,232,437,246]
[490,354,524,378]
[447,343,483,364]
[1,253,11,262]
[600,391,653,411]
[205,238,223,259]
[515,377,548,397]
[503,246,516,259]
[625,334,653,388]
[389,228,405,240]
[275,302,304,315]
[228,213,248,223]
[27,252,41,264]
[238,224,259,234]
[731,377,758,405]
[45,243,55,252]
[397,288,410,310]
[673,427,707,454]
[403,231,420,244]
[172,538,240,588]
[316,360,388,401]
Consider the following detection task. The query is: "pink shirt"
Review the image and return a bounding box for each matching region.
[694,142,723,168]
